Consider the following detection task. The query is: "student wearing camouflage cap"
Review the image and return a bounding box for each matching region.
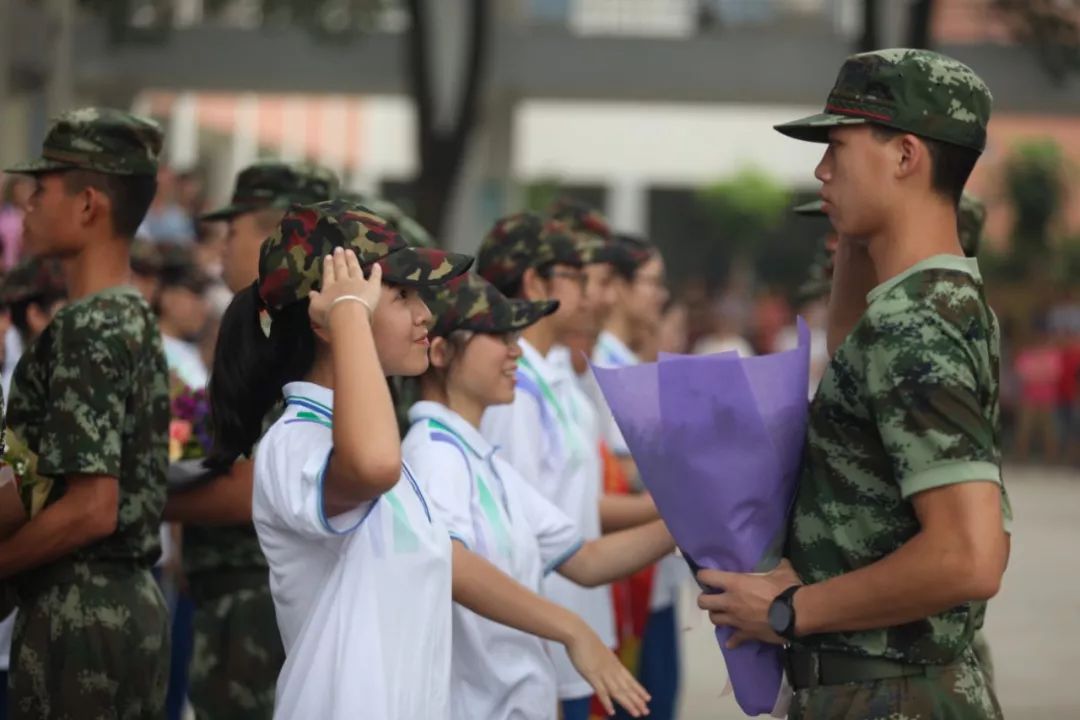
[207,199,470,720]
[403,272,677,720]
[699,50,1011,719]
[161,161,337,719]
[1,107,172,718]
[202,161,339,294]
[475,212,618,720]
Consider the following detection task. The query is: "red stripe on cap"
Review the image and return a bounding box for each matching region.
[825,104,892,122]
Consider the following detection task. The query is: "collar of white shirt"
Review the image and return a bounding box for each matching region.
[518,337,563,389]
[408,401,494,460]
[282,380,335,415]
[595,330,639,368]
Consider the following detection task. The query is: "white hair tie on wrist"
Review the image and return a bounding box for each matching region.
[328,294,374,321]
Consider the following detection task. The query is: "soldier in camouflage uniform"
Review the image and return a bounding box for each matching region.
[2,107,172,718]
[697,50,1011,719]
[166,161,337,719]
[202,161,339,294]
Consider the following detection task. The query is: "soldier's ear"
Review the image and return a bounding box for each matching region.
[895,133,928,183]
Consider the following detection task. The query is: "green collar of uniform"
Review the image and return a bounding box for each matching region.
[867,254,981,306]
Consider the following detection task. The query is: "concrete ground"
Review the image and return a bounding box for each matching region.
[674,465,1079,719]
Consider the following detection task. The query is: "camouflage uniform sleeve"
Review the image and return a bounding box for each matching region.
[864,309,1001,500]
[37,309,131,478]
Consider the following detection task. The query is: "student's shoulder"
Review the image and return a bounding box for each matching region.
[403,420,473,476]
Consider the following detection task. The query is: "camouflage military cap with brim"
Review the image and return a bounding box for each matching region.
[477,212,583,292]
[548,198,616,264]
[425,272,559,339]
[258,199,473,311]
[337,192,435,249]
[958,192,985,258]
[201,161,339,222]
[793,199,827,218]
[775,48,992,152]
[6,107,163,176]
[0,258,66,305]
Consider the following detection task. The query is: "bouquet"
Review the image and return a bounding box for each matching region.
[592,320,811,716]
[168,382,216,490]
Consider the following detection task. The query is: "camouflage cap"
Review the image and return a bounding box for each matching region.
[336,192,435,249]
[477,212,582,292]
[201,161,340,221]
[608,233,657,279]
[547,199,615,264]
[425,272,558,339]
[0,258,66,305]
[793,200,827,218]
[6,107,163,176]
[258,199,473,311]
[775,49,992,152]
[958,192,985,258]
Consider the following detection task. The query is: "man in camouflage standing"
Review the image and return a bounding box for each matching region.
[164,160,337,719]
[1,107,171,718]
[697,50,1012,719]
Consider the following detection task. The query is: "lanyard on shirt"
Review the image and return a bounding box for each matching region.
[517,355,586,465]
[422,416,512,520]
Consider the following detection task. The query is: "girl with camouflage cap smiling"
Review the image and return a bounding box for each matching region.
[402,272,675,720]
[208,199,471,720]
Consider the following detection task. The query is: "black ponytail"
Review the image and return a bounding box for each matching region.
[206,284,316,472]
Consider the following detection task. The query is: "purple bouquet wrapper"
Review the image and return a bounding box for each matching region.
[592,319,810,716]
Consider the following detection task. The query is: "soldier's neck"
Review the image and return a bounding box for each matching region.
[866,198,963,286]
[62,234,134,301]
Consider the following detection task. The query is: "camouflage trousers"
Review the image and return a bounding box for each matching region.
[788,646,1002,720]
[187,571,284,720]
[8,563,169,720]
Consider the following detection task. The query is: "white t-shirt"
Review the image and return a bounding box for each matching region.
[590,331,686,612]
[481,340,615,700]
[405,401,585,720]
[253,381,453,720]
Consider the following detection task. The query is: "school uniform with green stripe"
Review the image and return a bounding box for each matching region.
[404,401,585,720]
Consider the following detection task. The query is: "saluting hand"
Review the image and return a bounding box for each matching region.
[308,247,383,332]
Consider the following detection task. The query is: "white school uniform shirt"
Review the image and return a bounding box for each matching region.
[591,330,686,612]
[480,339,615,700]
[404,402,586,720]
[253,381,453,720]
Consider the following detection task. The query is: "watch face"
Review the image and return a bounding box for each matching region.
[768,599,793,635]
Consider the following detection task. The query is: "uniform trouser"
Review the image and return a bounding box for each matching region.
[8,564,169,720]
[187,570,284,720]
[788,646,1003,720]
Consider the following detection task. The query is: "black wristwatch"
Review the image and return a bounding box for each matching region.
[767,585,802,643]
